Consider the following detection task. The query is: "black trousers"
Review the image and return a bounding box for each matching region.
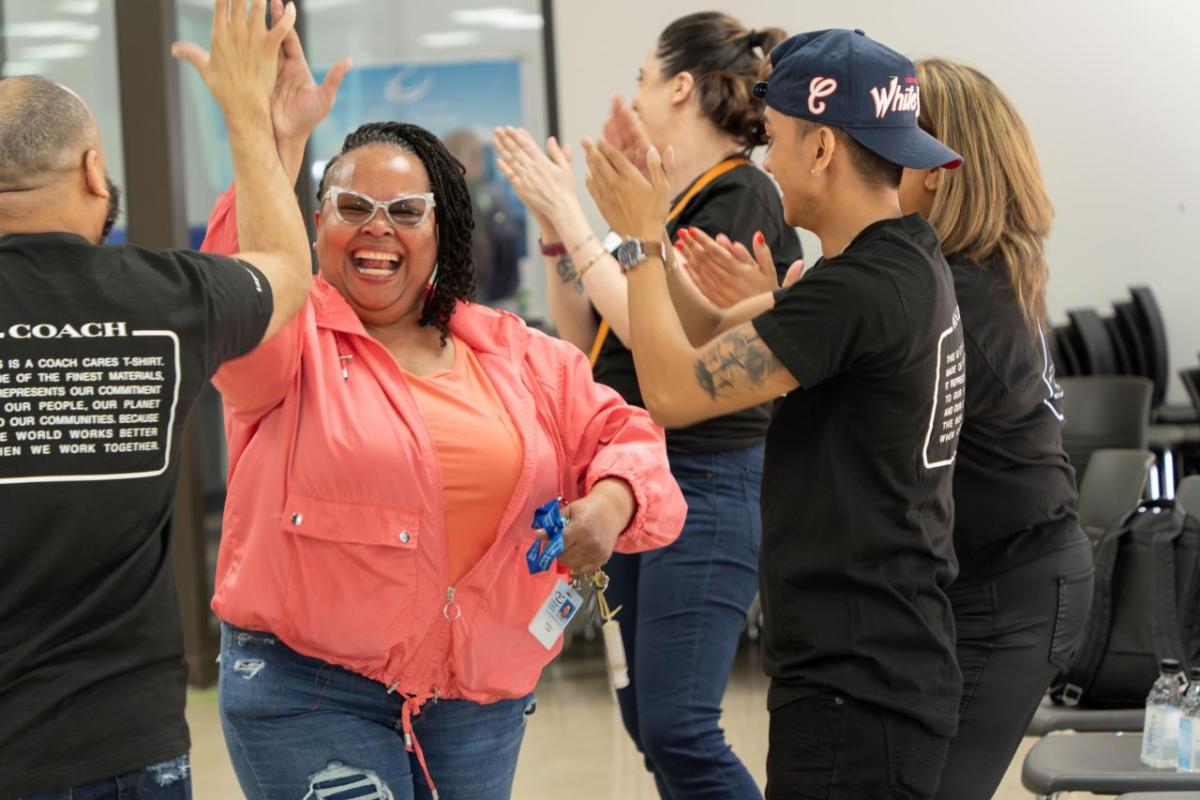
[766,687,952,799]
[933,529,1094,800]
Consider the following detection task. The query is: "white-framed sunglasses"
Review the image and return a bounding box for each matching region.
[322,185,436,228]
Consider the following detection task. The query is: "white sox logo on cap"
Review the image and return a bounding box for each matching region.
[869,76,921,120]
[807,76,838,115]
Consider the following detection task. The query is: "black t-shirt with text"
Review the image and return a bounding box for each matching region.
[751,214,964,736]
[592,162,803,452]
[0,233,272,796]
[950,258,1078,575]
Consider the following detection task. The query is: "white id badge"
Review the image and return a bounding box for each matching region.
[529,580,584,649]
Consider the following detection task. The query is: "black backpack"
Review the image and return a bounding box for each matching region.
[1052,499,1200,708]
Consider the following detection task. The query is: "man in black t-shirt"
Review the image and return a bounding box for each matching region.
[0,5,318,796]
[583,29,967,799]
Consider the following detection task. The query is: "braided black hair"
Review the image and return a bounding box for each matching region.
[318,121,476,344]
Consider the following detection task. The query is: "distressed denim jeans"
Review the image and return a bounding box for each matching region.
[19,755,191,799]
[218,624,532,800]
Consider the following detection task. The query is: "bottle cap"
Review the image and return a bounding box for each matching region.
[1163,658,1183,672]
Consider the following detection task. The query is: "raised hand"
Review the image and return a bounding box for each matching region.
[171,0,293,119]
[601,95,653,177]
[267,0,350,143]
[678,227,803,307]
[493,126,578,228]
[582,137,671,242]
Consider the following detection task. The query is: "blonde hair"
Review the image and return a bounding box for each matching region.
[916,58,1054,330]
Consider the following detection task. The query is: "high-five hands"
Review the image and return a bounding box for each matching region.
[171,0,294,118]
[265,0,350,142]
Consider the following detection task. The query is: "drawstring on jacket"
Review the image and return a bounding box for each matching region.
[391,688,439,799]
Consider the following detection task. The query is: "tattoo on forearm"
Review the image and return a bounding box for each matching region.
[694,328,782,401]
[556,252,585,294]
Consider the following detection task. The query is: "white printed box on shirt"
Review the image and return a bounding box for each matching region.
[529,580,583,649]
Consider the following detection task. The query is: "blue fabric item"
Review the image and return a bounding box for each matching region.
[605,443,765,799]
[217,625,532,800]
[527,497,566,574]
[754,28,963,169]
[19,755,191,800]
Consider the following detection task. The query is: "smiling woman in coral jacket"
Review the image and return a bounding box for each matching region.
[188,11,685,800]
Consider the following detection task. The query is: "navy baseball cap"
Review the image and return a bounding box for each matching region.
[754,29,962,170]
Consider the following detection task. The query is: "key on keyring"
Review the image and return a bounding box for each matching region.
[575,568,629,690]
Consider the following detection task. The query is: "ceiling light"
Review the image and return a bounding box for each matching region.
[421,31,484,48]
[2,61,48,77]
[55,0,101,14]
[2,21,100,41]
[452,8,543,30]
[15,43,91,60]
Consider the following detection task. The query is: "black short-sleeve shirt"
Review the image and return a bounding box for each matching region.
[950,259,1078,574]
[751,214,964,736]
[592,162,802,452]
[0,232,272,796]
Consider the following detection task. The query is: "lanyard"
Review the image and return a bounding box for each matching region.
[586,156,751,367]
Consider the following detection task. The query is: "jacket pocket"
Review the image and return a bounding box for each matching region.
[281,492,421,661]
[452,567,565,696]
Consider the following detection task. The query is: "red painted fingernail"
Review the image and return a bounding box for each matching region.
[755,231,765,245]
[674,240,684,250]
[678,229,689,240]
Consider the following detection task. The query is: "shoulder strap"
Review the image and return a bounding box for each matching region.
[586,156,751,367]
[1149,505,1189,665]
[1056,507,1140,704]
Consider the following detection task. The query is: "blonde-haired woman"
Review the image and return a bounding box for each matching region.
[900,58,1093,800]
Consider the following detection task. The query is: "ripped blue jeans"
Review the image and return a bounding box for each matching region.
[218,624,532,800]
[19,755,191,799]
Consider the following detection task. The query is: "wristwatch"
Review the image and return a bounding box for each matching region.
[615,238,667,272]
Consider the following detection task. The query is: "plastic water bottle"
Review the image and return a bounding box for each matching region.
[1178,667,1200,771]
[1142,658,1186,768]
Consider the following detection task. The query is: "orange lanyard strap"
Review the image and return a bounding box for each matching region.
[587,156,750,367]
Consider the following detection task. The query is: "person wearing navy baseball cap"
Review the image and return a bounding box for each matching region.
[583,27,966,798]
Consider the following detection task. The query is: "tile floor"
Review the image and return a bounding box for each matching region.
[185,643,1101,799]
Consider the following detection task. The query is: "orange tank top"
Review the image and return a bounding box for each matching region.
[403,336,524,585]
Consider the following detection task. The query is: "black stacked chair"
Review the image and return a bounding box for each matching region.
[1068,308,1121,375]
[1183,367,1200,414]
[1130,286,1171,411]
[1058,376,1153,483]
[1112,300,1149,377]
[1054,324,1082,377]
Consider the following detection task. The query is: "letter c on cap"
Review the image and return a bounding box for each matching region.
[808,77,838,116]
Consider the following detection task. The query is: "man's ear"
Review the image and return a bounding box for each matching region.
[671,71,695,106]
[82,149,109,198]
[813,126,837,174]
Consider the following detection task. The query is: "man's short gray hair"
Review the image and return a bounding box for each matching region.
[0,75,94,187]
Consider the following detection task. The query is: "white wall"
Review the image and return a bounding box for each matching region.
[552,0,1200,402]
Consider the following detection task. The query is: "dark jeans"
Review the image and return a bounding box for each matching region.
[766,688,951,800]
[606,443,764,800]
[218,625,532,800]
[19,756,191,800]
[934,528,1094,800]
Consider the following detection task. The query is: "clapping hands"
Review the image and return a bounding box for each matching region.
[678,227,805,307]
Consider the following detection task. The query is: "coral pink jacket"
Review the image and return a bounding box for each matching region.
[203,189,685,713]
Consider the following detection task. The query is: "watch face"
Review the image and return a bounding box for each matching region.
[616,239,645,271]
